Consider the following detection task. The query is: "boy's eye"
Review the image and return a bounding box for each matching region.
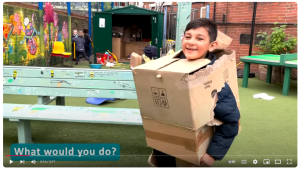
[198,38,204,40]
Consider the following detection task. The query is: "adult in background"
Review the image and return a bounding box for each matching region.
[72,30,92,65]
[83,29,92,58]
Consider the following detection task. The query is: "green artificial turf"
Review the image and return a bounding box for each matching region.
[3,68,297,167]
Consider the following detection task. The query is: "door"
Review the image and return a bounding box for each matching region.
[93,13,112,63]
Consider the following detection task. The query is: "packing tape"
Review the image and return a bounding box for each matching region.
[145,126,214,152]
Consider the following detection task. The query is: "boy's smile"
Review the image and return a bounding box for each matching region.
[182,27,217,60]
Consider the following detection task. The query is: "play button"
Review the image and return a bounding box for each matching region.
[9,160,13,164]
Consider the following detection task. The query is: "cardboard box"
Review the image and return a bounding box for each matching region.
[143,117,214,166]
[112,38,124,60]
[130,52,142,69]
[125,42,149,58]
[214,30,233,52]
[133,50,238,130]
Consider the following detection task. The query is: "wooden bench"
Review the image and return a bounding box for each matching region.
[3,66,141,143]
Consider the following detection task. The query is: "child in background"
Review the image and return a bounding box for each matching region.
[71,30,92,65]
[71,29,78,60]
[105,56,115,67]
[152,18,240,167]
[167,44,176,56]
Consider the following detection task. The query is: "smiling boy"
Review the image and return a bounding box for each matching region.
[151,18,240,167]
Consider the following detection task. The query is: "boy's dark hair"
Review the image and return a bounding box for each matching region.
[184,18,218,43]
[83,29,88,34]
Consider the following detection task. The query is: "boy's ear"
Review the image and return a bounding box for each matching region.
[208,41,218,52]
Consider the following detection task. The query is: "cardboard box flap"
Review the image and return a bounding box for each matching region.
[213,30,233,52]
[133,55,179,71]
[159,58,211,73]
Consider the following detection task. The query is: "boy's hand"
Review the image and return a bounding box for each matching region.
[200,153,215,167]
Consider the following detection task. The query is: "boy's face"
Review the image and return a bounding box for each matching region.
[182,27,217,60]
[73,30,77,35]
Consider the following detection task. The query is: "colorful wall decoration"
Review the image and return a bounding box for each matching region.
[3,5,41,65]
[3,3,69,66]
[43,3,69,59]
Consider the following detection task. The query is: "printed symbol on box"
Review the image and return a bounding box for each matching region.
[151,87,159,97]
[153,98,161,107]
[223,69,229,83]
[159,88,167,98]
[161,98,169,108]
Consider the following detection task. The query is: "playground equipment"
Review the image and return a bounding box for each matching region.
[107,50,123,66]
[51,41,73,67]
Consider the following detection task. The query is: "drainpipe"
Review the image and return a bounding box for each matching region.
[249,2,257,56]
[200,7,206,18]
[213,2,216,22]
[206,4,210,19]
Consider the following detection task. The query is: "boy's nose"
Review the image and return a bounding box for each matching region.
[187,39,196,45]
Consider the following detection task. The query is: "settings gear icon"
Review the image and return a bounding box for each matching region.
[253,159,258,164]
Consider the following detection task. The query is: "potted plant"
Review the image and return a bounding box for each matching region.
[254,23,297,83]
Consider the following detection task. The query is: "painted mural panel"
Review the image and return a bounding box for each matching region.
[3,4,70,66]
[43,12,69,56]
[3,5,41,66]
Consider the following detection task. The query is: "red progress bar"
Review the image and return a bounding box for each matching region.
[6,155,31,156]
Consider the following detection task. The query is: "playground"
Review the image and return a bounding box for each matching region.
[3,2,298,168]
[3,63,297,167]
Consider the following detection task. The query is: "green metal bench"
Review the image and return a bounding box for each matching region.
[240,53,297,96]
[3,66,141,143]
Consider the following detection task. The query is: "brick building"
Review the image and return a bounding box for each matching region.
[143,2,297,78]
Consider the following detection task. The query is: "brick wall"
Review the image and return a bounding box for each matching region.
[163,2,297,76]
[208,2,297,76]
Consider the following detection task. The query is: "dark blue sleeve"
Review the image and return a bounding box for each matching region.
[206,83,240,161]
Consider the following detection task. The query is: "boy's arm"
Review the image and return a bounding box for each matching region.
[205,83,240,161]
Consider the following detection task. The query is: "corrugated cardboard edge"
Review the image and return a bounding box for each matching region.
[175,51,235,90]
